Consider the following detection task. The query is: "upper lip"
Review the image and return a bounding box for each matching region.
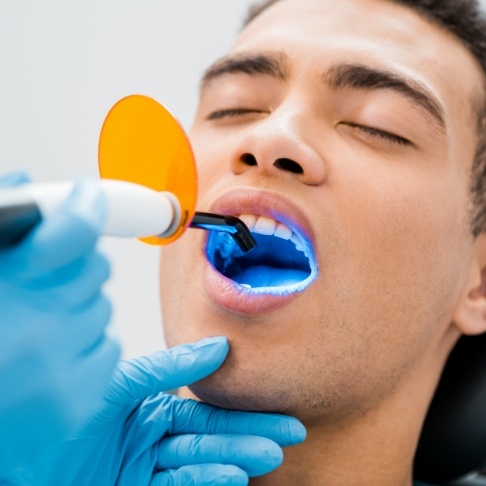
[207,187,316,247]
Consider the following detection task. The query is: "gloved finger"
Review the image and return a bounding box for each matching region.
[156,434,283,477]
[15,249,110,304]
[105,337,229,406]
[0,334,120,437]
[39,250,111,306]
[5,178,106,272]
[59,335,120,430]
[49,292,112,357]
[0,171,30,187]
[164,397,306,448]
[150,464,248,486]
[57,250,110,305]
[0,289,112,366]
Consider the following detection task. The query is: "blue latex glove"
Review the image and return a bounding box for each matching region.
[42,337,306,486]
[0,172,120,479]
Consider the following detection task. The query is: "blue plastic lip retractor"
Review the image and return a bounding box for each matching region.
[190,212,256,253]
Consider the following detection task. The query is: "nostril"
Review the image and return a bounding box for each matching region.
[274,158,303,174]
[241,153,258,166]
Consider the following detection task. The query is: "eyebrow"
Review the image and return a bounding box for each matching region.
[201,52,289,88]
[326,63,446,131]
[200,52,446,131]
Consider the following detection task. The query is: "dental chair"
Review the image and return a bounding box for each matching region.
[414,333,486,485]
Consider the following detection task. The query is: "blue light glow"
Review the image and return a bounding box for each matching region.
[206,231,318,296]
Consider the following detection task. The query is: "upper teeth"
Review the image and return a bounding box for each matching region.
[238,214,307,254]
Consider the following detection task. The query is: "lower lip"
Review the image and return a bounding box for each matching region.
[203,261,301,315]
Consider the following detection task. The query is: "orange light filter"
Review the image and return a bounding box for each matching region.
[98,95,197,245]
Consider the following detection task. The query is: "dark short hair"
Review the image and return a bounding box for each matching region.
[244,0,486,237]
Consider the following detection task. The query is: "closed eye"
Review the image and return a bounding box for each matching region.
[206,110,412,147]
[207,108,267,120]
[344,122,412,147]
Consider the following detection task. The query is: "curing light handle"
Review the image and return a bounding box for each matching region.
[0,180,181,248]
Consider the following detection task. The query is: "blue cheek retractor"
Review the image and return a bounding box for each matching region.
[205,230,318,296]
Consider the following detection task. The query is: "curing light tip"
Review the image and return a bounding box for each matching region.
[190,212,257,252]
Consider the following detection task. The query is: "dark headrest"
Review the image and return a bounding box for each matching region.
[414,333,486,483]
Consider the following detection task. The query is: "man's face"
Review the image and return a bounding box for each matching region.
[160,0,484,420]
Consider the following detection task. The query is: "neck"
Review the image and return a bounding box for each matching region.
[249,406,417,486]
[249,335,455,486]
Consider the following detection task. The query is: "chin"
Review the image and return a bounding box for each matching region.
[188,375,296,414]
[186,349,306,416]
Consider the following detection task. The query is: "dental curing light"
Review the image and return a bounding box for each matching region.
[190,213,256,253]
[0,179,179,247]
[0,95,255,251]
[0,181,255,251]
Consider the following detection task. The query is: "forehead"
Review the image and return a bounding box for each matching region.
[231,0,483,135]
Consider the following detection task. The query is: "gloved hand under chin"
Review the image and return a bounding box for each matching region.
[0,172,120,480]
[42,337,306,486]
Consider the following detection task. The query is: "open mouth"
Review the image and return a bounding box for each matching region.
[205,214,318,295]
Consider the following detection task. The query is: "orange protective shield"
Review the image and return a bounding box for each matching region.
[98,95,197,245]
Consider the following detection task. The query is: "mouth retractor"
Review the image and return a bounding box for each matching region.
[205,212,317,293]
[190,212,257,253]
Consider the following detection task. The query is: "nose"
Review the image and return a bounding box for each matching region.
[229,109,326,186]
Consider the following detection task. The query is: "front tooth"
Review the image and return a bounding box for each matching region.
[239,215,297,245]
[254,216,276,235]
[290,234,305,252]
[274,223,292,240]
[239,214,257,231]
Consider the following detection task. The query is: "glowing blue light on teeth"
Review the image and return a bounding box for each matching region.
[206,229,318,295]
[236,268,318,296]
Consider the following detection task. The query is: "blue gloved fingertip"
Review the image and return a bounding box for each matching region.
[227,468,249,486]
[288,417,307,444]
[267,414,307,445]
[250,440,284,476]
[194,336,229,349]
[189,336,229,371]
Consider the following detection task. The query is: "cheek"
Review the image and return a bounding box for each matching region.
[287,174,470,408]
[331,167,468,337]
[190,131,235,197]
[159,233,205,346]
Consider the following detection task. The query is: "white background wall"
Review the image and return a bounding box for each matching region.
[1,0,486,358]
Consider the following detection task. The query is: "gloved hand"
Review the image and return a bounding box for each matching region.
[0,172,120,479]
[42,337,306,486]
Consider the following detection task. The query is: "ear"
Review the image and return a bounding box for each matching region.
[453,234,486,336]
